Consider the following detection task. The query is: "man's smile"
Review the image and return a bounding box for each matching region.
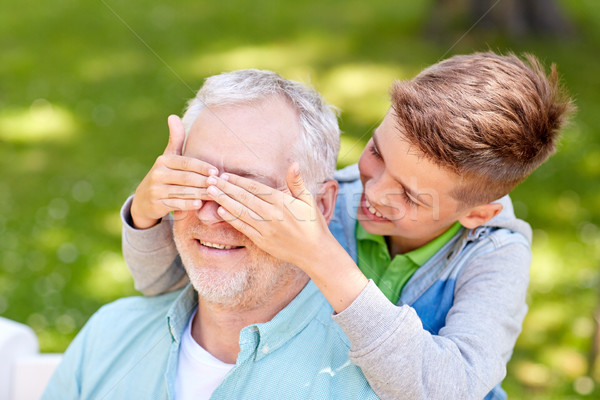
[197,239,244,250]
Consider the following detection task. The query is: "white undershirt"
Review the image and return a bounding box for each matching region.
[174,308,235,400]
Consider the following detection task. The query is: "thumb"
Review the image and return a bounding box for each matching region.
[164,115,186,156]
[286,162,312,204]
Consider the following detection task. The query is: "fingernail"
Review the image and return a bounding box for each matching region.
[220,173,229,181]
[207,176,217,185]
[207,186,219,195]
[192,200,202,208]
[208,168,218,176]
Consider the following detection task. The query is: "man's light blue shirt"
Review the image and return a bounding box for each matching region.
[43,281,379,399]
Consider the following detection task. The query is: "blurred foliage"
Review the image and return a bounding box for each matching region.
[1,0,599,398]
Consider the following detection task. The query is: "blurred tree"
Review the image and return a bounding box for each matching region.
[469,0,573,36]
[428,0,574,38]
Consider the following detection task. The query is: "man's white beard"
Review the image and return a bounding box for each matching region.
[182,254,267,307]
[174,232,300,308]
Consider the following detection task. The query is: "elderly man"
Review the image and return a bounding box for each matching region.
[43,70,379,399]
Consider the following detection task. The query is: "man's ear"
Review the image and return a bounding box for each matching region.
[315,180,339,224]
[458,202,503,229]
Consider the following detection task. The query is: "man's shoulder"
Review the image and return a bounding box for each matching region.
[301,286,351,347]
[85,289,184,339]
[97,289,182,315]
[44,290,183,399]
[76,290,183,364]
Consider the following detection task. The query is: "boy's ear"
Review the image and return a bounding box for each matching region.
[315,179,339,224]
[458,202,503,229]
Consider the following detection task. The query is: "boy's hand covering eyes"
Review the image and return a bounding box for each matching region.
[130,115,218,229]
[206,163,334,268]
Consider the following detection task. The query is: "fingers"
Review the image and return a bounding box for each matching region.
[160,153,219,176]
[145,184,211,214]
[207,184,267,228]
[165,115,186,156]
[285,162,313,204]
[213,173,283,206]
[206,178,270,221]
[163,115,219,176]
[154,168,215,190]
[215,206,262,241]
[160,198,204,212]
[160,184,212,201]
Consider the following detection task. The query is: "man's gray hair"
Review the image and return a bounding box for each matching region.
[181,69,340,192]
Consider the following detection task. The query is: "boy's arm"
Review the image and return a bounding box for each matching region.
[122,115,217,296]
[121,195,188,295]
[332,240,530,400]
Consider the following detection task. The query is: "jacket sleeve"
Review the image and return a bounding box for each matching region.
[121,195,188,296]
[332,240,530,400]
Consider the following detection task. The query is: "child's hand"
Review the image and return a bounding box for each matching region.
[207,163,369,312]
[205,163,336,271]
[130,115,218,229]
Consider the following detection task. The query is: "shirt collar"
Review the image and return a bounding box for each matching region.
[165,280,325,362]
[356,221,463,267]
[166,284,199,343]
[246,280,323,361]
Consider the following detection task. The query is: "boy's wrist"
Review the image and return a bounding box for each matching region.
[131,215,160,230]
[130,198,160,230]
[294,233,342,274]
[297,235,368,313]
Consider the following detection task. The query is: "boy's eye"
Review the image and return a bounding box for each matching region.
[369,144,383,160]
[402,191,418,208]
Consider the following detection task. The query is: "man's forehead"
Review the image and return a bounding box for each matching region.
[184,100,298,187]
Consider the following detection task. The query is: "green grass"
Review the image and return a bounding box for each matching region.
[1,0,599,397]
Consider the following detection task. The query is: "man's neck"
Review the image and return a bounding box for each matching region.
[191,273,309,364]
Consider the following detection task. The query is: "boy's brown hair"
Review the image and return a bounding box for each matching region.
[390,51,575,207]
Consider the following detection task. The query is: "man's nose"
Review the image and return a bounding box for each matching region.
[195,200,224,224]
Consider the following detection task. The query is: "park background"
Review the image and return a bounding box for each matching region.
[1,0,599,398]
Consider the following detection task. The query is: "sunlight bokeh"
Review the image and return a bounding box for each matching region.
[0,99,78,143]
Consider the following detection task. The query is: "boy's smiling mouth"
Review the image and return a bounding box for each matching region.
[360,194,390,222]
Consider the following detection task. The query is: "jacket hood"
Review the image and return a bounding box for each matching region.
[485,195,532,244]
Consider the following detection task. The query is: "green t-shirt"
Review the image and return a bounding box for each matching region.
[356,221,463,304]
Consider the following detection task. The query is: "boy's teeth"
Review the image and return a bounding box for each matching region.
[200,240,236,250]
[366,199,383,218]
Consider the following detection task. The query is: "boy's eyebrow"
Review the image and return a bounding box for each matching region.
[372,132,433,208]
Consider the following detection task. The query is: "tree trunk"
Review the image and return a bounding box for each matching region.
[427,0,574,38]
[469,0,574,37]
